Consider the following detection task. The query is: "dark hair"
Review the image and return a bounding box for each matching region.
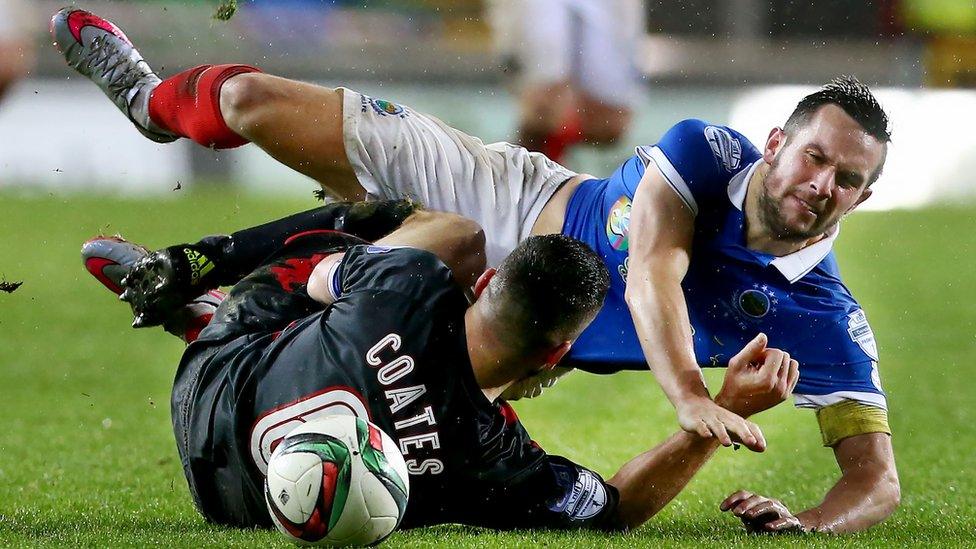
[489,235,609,350]
[785,76,891,144]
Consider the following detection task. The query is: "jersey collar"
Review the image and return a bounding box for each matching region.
[727,160,840,284]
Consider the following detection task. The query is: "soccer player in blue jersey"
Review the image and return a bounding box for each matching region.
[55,6,898,534]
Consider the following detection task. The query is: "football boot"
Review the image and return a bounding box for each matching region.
[82,235,150,295]
[82,236,223,341]
[51,7,176,143]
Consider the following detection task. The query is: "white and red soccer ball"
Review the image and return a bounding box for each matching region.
[264,416,409,546]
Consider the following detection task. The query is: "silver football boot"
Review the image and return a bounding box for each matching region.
[82,235,151,295]
[51,7,176,143]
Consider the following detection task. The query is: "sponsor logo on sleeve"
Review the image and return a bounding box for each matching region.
[704,125,742,172]
[847,309,879,361]
[605,196,632,252]
[360,94,408,118]
[548,463,608,521]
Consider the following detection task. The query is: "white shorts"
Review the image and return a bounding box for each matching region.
[487,0,645,108]
[341,88,577,267]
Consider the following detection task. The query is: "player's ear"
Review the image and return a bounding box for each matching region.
[850,186,873,212]
[543,341,572,370]
[472,268,496,300]
[763,127,786,164]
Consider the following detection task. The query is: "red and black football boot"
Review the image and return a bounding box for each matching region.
[82,236,223,343]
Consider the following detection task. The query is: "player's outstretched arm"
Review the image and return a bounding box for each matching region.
[625,167,764,451]
[608,334,800,529]
[721,431,899,534]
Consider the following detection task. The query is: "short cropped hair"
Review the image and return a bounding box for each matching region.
[785,76,891,144]
[490,235,610,350]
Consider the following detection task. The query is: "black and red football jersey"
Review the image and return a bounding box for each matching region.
[172,243,621,531]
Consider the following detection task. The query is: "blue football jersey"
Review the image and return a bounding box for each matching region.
[562,119,886,410]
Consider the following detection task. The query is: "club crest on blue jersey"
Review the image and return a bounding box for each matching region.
[728,284,778,328]
[360,94,407,118]
[738,289,771,318]
[704,125,742,171]
[606,196,632,251]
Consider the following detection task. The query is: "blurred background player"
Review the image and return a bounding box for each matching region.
[0,0,32,109]
[486,0,644,162]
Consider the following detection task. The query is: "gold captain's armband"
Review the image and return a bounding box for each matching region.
[815,400,891,447]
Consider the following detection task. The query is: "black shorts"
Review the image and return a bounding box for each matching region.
[171,231,366,526]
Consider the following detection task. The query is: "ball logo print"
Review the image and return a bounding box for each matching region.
[265,416,410,546]
[370,99,404,116]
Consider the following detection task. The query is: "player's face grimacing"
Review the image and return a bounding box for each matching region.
[758,104,886,241]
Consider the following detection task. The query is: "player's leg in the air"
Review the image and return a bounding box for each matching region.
[81,200,419,331]
[51,7,358,199]
[51,7,577,266]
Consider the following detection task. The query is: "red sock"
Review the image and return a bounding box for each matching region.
[534,112,583,163]
[148,64,261,149]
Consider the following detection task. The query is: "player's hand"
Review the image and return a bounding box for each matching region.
[716,333,800,420]
[676,395,766,452]
[720,490,804,534]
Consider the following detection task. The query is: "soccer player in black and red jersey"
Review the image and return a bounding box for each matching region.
[85,202,799,532]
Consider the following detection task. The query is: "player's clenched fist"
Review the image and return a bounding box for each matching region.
[715,332,801,427]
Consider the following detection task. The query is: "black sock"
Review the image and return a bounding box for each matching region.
[188,199,420,286]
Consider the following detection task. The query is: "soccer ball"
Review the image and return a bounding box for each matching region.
[264,416,410,546]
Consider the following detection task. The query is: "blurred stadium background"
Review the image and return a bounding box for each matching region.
[3,1,976,546]
[2,0,976,209]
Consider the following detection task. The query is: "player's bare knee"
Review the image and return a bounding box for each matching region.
[449,215,486,282]
[464,221,487,259]
[446,212,484,243]
[219,73,279,131]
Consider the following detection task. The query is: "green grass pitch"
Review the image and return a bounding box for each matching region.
[0,192,973,547]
